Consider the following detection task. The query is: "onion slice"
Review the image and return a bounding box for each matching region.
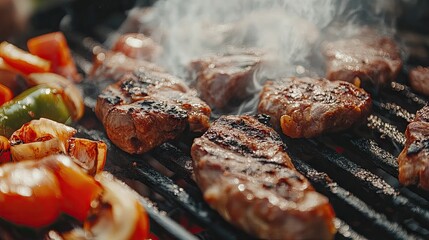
[9,118,106,175]
[84,172,149,240]
[10,118,75,162]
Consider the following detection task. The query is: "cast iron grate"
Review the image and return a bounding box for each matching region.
[20,1,429,239]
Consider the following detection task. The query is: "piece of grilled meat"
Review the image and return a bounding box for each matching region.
[322,33,402,86]
[398,106,429,190]
[112,33,162,61]
[191,115,336,239]
[409,66,429,96]
[95,71,211,154]
[90,50,164,81]
[189,51,261,109]
[258,77,372,138]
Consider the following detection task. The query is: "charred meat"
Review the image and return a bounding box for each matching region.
[191,115,336,239]
[258,77,372,138]
[189,51,261,109]
[322,33,402,85]
[409,66,429,96]
[95,71,211,154]
[398,106,429,190]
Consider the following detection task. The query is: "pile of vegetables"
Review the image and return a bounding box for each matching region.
[0,32,83,137]
[0,33,151,239]
[0,119,149,239]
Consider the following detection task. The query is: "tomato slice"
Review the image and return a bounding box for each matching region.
[27,32,80,81]
[43,155,102,221]
[0,161,61,228]
[0,83,12,106]
[0,42,51,75]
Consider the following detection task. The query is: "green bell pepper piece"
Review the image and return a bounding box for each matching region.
[0,85,71,137]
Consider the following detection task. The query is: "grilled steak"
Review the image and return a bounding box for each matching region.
[258,77,372,138]
[398,106,429,190]
[191,115,336,239]
[188,51,261,109]
[89,50,164,81]
[96,71,211,154]
[112,33,162,61]
[409,66,429,96]
[322,33,402,85]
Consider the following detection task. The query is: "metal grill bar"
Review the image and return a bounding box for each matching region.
[285,137,429,239]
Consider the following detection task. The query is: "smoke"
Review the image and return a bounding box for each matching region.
[146,0,337,77]
[119,0,410,114]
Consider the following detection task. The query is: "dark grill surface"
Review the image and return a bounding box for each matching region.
[13,1,429,239]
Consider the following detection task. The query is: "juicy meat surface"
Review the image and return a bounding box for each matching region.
[95,71,211,154]
[189,51,261,109]
[89,50,164,81]
[409,66,429,96]
[322,33,402,85]
[258,77,372,138]
[112,33,162,61]
[191,115,336,239]
[398,106,429,190]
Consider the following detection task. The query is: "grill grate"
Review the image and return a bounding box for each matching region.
[17,1,429,239]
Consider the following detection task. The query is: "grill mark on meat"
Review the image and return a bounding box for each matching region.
[258,77,372,138]
[95,70,211,154]
[135,100,188,120]
[407,139,429,155]
[101,94,122,106]
[191,115,336,239]
[206,131,254,156]
[217,116,281,141]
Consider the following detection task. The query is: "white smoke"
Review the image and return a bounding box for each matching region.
[118,0,410,113]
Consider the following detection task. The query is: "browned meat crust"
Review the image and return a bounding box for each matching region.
[191,115,336,240]
[89,50,165,81]
[322,33,402,85]
[258,77,372,138]
[189,51,261,109]
[409,66,429,96]
[95,71,211,154]
[398,106,429,190]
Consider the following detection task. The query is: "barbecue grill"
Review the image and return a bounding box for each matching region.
[6,1,429,239]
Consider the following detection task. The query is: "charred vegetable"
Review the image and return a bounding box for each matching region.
[8,118,106,175]
[0,85,70,137]
[0,73,84,137]
[0,156,150,239]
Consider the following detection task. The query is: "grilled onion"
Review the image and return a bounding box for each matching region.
[84,172,149,240]
[10,118,75,162]
[9,118,106,175]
